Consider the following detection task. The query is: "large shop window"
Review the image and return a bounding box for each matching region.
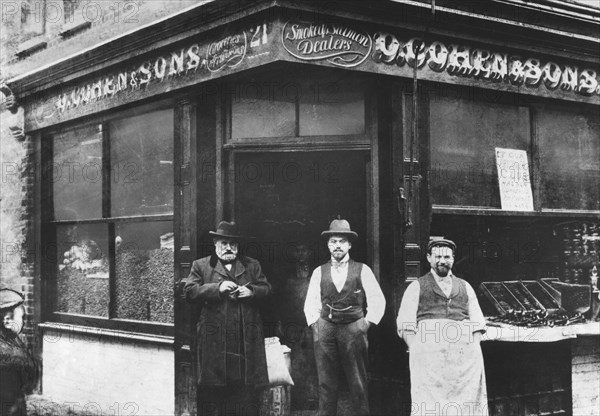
[45,108,174,331]
[230,71,365,141]
[430,94,599,213]
[429,95,530,208]
[538,107,600,211]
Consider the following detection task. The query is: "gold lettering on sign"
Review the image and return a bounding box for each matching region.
[579,69,599,96]
[427,41,448,72]
[372,33,600,97]
[542,62,562,89]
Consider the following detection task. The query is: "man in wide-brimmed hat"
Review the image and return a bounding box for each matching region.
[396,238,488,416]
[304,218,385,416]
[183,221,272,416]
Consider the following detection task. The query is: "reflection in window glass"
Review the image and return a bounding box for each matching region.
[114,221,174,323]
[299,81,364,136]
[538,109,600,210]
[231,87,296,139]
[110,109,174,217]
[56,224,109,317]
[53,124,103,220]
[430,96,530,207]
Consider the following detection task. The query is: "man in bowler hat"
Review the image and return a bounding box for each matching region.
[183,221,272,416]
[304,218,386,416]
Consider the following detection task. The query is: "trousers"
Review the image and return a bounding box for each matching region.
[313,317,370,416]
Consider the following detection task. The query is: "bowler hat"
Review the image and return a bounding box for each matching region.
[209,221,246,240]
[0,288,24,311]
[321,219,358,241]
[427,238,456,253]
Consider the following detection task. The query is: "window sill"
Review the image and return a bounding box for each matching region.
[432,206,600,218]
[39,322,174,346]
[48,312,174,337]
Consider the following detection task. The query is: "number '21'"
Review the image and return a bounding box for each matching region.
[250,24,268,48]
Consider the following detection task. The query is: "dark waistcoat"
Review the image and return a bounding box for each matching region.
[320,260,365,324]
[416,272,469,323]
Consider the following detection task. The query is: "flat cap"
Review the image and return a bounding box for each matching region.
[427,238,456,252]
[0,288,24,311]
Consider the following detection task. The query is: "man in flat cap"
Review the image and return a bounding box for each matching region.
[304,218,385,416]
[396,238,488,416]
[183,221,272,416]
[1,289,37,416]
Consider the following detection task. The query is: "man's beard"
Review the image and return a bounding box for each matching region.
[435,265,450,277]
[332,250,345,261]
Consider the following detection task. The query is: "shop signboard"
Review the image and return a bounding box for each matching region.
[23,17,600,131]
[23,21,273,131]
[495,148,534,211]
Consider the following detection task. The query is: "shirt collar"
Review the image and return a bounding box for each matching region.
[430,268,453,281]
[331,253,350,265]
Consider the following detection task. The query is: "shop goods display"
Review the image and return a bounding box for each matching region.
[480,280,586,327]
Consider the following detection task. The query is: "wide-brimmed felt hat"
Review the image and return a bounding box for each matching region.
[427,237,456,253]
[321,219,358,241]
[209,221,247,241]
[0,288,24,311]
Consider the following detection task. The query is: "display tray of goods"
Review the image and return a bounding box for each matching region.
[480,280,587,327]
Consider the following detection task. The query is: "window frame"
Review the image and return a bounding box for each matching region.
[41,100,176,336]
[427,86,600,218]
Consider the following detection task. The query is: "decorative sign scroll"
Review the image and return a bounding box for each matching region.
[282,22,372,68]
[206,32,247,72]
[495,148,534,211]
[372,33,600,97]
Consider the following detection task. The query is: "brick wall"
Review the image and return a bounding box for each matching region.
[41,326,174,415]
[0,107,37,344]
[572,336,600,416]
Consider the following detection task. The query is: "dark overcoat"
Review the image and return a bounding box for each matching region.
[183,254,271,386]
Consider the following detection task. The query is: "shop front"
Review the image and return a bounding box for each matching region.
[4,1,599,415]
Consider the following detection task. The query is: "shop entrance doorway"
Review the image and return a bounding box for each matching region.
[234,150,368,410]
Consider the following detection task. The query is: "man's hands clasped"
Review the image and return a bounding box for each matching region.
[219,281,253,299]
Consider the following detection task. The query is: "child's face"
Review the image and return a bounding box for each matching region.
[3,305,25,335]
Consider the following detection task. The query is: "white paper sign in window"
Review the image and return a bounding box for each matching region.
[495,148,534,211]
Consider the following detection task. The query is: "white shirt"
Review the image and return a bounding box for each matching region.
[303,254,386,326]
[396,269,486,338]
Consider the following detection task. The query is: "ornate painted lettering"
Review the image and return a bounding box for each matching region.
[427,41,448,72]
[372,33,400,64]
[523,58,542,87]
[579,69,598,96]
[401,38,427,68]
[447,44,472,76]
[154,57,167,80]
[138,62,152,85]
[560,66,578,91]
[542,62,562,89]
[508,57,525,85]
[490,53,508,82]
[471,49,492,78]
[371,32,599,99]
[282,21,372,68]
[169,49,185,76]
[186,44,201,70]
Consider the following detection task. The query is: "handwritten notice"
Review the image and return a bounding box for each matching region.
[495,148,534,211]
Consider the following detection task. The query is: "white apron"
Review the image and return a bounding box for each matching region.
[409,319,488,416]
